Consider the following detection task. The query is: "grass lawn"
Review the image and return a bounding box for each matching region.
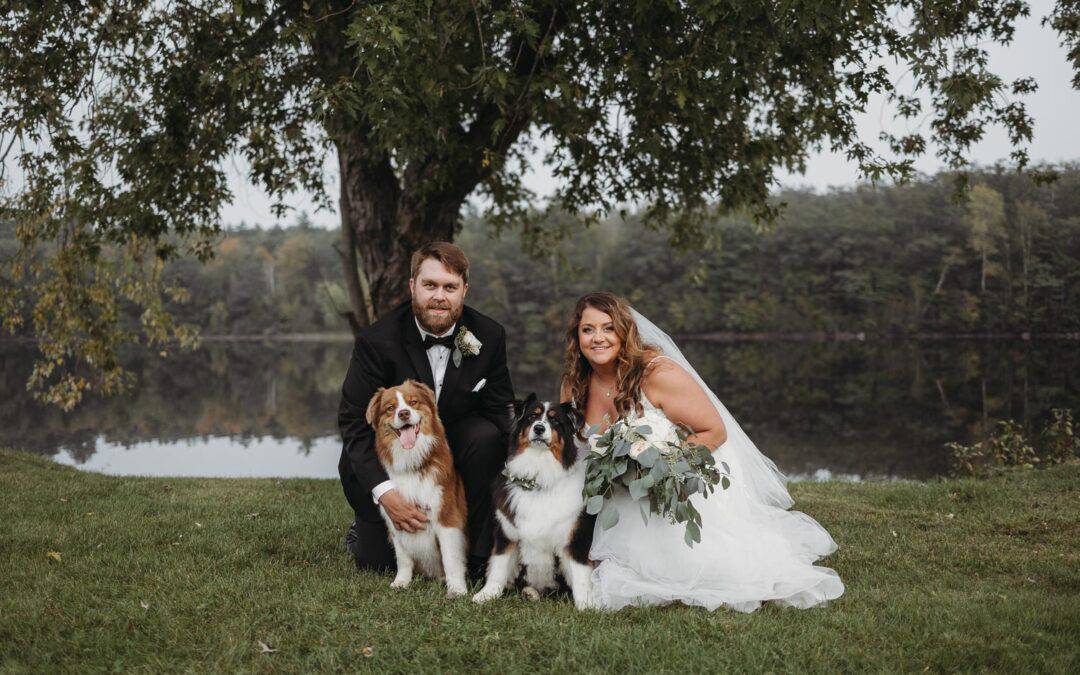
[1,449,1077,673]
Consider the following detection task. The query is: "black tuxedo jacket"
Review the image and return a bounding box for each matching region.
[337,301,515,514]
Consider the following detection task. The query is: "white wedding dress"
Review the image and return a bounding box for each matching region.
[581,310,844,613]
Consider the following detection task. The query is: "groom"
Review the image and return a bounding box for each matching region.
[338,241,515,579]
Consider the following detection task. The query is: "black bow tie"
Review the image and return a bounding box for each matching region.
[422,334,455,350]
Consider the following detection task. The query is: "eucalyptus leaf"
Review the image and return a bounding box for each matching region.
[599,503,620,530]
[684,520,701,546]
[612,439,630,458]
[650,461,669,479]
[636,446,660,468]
[628,477,649,500]
[721,476,731,490]
[586,494,605,515]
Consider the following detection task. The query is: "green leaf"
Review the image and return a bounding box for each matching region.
[684,520,701,546]
[388,25,405,47]
[586,494,605,515]
[599,503,620,530]
[612,439,630,458]
[636,446,660,468]
[721,476,731,490]
[628,477,649,500]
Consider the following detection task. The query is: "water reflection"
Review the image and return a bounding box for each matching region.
[3,338,1076,481]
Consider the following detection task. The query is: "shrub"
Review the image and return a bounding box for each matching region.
[1041,408,1079,464]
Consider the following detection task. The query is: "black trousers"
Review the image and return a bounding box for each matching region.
[348,415,506,573]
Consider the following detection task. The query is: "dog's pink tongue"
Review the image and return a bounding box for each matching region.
[399,425,418,449]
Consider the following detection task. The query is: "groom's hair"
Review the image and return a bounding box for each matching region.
[410,241,470,284]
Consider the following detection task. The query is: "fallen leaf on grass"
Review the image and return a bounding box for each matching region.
[891,530,898,538]
[59,497,68,503]
[258,641,277,654]
[140,600,150,610]
[362,646,374,658]
[84,512,94,517]
[162,484,172,492]
[194,522,203,528]
[247,512,260,520]
[946,513,955,519]
[46,551,61,562]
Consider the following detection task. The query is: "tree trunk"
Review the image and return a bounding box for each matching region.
[332,124,467,323]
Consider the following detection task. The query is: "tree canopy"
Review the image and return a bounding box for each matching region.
[1,0,1077,407]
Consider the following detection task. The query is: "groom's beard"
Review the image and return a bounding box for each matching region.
[413,297,462,335]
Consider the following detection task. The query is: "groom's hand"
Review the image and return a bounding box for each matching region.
[378,489,429,533]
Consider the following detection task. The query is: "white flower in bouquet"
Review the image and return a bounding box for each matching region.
[587,434,606,456]
[627,408,681,458]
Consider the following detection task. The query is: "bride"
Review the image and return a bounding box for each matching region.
[559,291,844,612]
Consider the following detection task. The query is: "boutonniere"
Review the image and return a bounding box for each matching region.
[452,326,482,367]
[502,469,538,491]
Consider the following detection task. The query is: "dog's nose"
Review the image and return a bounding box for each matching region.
[532,424,545,435]
[397,408,411,421]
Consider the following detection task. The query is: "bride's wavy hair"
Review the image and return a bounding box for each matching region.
[562,291,659,418]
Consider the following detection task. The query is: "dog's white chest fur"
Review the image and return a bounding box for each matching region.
[498,450,585,552]
[378,434,445,576]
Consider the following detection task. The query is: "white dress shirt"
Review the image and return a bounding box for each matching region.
[371,318,457,505]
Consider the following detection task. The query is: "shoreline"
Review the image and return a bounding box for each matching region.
[2,330,1078,344]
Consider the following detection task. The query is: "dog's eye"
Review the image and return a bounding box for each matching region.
[408,398,418,406]
[385,403,394,411]
[547,410,556,418]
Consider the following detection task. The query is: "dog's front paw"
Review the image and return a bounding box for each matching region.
[389,576,412,589]
[522,586,541,601]
[445,580,468,598]
[472,587,501,604]
[573,591,597,610]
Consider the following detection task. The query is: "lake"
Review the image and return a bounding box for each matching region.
[3,338,1076,481]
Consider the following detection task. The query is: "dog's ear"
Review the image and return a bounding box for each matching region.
[513,393,537,419]
[411,380,437,407]
[365,387,386,426]
[560,401,585,438]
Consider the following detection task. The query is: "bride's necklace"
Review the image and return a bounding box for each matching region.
[592,373,616,398]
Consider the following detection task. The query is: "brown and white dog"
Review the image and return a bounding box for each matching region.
[365,380,468,596]
[472,393,597,609]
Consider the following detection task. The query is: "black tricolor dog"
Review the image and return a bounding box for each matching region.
[471,393,597,609]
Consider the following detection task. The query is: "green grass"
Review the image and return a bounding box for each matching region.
[1,450,1077,673]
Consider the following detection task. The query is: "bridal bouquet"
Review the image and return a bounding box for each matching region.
[583,409,731,546]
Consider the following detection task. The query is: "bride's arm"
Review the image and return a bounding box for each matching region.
[643,361,728,450]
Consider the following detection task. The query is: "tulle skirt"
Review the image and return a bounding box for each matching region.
[589,470,844,613]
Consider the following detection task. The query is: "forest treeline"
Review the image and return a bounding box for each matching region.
[3,164,1078,343]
